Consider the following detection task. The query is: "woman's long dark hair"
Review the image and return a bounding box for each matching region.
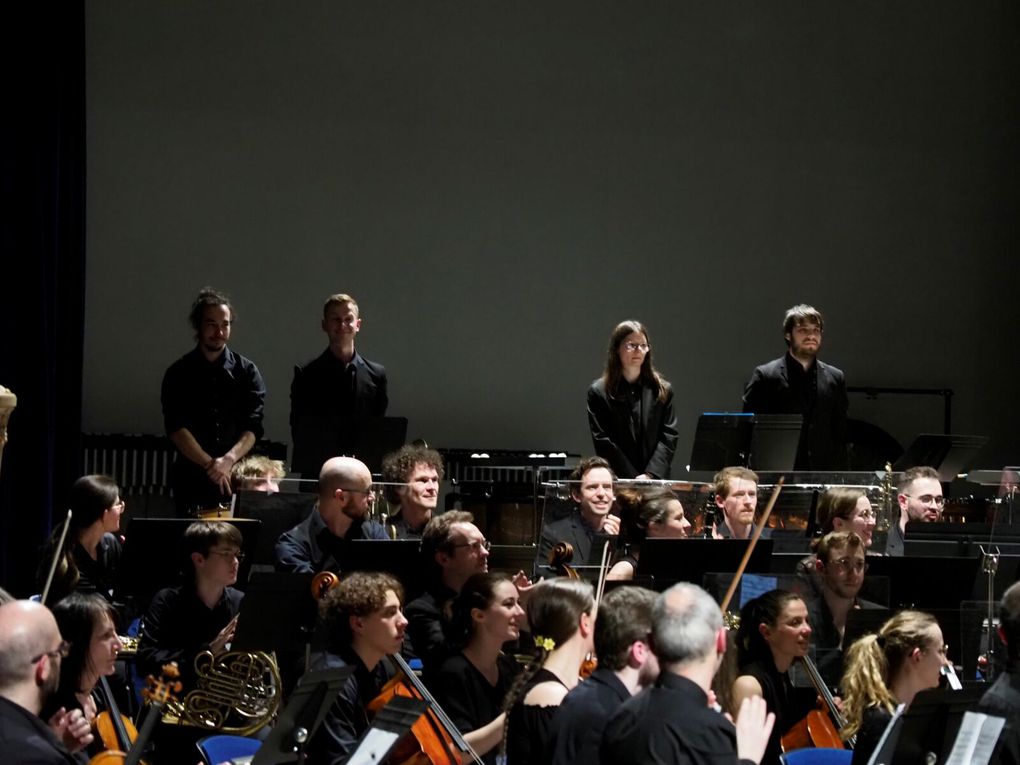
[600,320,670,402]
[736,589,804,669]
[51,593,118,698]
[36,475,120,599]
[446,573,510,650]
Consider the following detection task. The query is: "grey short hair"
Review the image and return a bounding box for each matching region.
[651,583,722,665]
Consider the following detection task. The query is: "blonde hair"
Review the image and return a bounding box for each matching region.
[840,610,939,740]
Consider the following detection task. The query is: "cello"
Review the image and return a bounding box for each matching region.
[779,654,851,752]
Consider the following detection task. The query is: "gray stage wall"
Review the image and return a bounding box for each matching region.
[82,2,1019,469]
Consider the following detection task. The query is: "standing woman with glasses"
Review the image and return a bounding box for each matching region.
[841,610,950,765]
[587,320,678,480]
[41,593,124,758]
[37,475,126,605]
[136,521,245,688]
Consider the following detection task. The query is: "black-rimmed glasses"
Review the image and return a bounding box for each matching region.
[450,540,491,554]
[31,640,71,664]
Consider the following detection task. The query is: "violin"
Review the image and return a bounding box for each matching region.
[367,653,483,765]
[780,654,851,752]
[91,676,140,762]
[89,664,181,765]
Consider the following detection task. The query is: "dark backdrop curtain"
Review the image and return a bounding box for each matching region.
[0,3,86,596]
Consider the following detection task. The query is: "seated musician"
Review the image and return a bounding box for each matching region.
[817,487,876,549]
[606,487,690,581]
[380,444,444,540]
[535,456,620,576]
[136,521,244,688]
[841,610,949,764]
[230,454,285,494]
[712,467,772,541]
[433,573,524,764]
[41,593,124,759]
[404,511,490,679]
[803,531,884,687]
[304,571,407,764]
[887,465,944,557]
[601,584,775,765]
[499,578,595,765]
[731,590,817,765]
[551,586,658,765]
[979,580,1020,765]
[36,475,125,605]
[274,456,388,574]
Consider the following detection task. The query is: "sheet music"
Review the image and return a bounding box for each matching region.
[945,712,1005,765]
[347,729,402,765]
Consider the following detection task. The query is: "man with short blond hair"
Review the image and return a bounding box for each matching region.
[290,293,388,477]
[713,466,770,541]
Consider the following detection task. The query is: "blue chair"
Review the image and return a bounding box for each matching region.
[196,734,261,765]
[780,748,852,765]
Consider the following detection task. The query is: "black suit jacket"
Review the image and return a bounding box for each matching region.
[0,697,79,765]
[290,349,388,475]
[742,354,848,470]
[587,379,678,479]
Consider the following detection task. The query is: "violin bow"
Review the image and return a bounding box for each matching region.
[719,477,784,615]
[40,509,72,605]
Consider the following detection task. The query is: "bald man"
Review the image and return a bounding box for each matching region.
[0,600,92,763]
[275,456,389,573]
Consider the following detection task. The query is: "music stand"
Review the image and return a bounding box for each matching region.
[341,540,424,599]
[893,434,989,481]
[231,571,317,654]
[235,491,316,567]
[748,414,802,471]
[636,539,774,591]
[689,413,753,471]
[867,687,987,765]
[860,555,980,610]
[115,518,261,606]
[250,666,354,765]
[346,696,430,765]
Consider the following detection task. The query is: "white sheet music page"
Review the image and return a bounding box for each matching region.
[945,711,1005,765]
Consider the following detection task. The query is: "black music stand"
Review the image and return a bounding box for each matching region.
[231,571,317,654]
[346,696,430,765]
[115,518,261,606]
[636,539,774,591]
[748,414,802,471]
[860,555,981,610]
[689,413,754,471]
[867,687,988,765]
[893,433,989,481]
[250,666,354,765]
[341,540,424,600]
[235,491,316,567]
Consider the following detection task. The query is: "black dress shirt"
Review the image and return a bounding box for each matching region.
[303,647,394,765]
[739,657,815,765]
[404,583,457,681]
[851,705,893,765]
[0,696,80,765]
[273,508,389,574]
[136,584,244,687]
[885,521,905,557]
[387,512,427,541]
[73,535,122,602]
[161,346,266,511]
[536,511,613,577]
[979,668,1020,765]
[551,667,631,765]
[601,672,754,765]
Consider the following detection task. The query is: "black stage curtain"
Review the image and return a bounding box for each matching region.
[0,3,86,596]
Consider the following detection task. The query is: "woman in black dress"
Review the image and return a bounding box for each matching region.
[587,320,678,480]
[37,475,125,604]
[498,578,595,765]
[841,610,948,765]
[607,486,691,581]
[731,590,816,765]
[434,573,525,764]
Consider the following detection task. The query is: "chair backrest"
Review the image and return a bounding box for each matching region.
[197,734,261,765]
[780,748,852,765]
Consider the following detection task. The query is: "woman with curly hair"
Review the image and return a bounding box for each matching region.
[498,577,595,765]
[607,487,690,581]
[587,320,678,479]
[841,610,948,765]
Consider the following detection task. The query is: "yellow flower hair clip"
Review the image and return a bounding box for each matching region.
[534,635,556,652]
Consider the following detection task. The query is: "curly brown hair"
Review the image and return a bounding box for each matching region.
[381,445,445,504]
[319,571,404,646]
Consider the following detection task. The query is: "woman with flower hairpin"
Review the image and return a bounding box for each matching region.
[497,578,595,765]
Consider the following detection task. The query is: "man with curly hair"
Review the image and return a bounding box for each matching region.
[380,444,444,540]
[304,571,408,763]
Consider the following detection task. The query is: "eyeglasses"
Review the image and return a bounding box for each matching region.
[905,494,946,508]
[450,540,491,554]
[854,509,876,520]
[925,643,949,657]
[31,640,71,664]
[340,486,376,496]
[623,342,650,352]
[829,558,867,574]
[209,549,246,562]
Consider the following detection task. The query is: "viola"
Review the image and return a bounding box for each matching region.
[367,652,483,765]
[780,654,852,753]
[91,676,140,762]
[89,664,182,765]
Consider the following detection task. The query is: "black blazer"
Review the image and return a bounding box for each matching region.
[742,354,848,470]
[587,378,678,479]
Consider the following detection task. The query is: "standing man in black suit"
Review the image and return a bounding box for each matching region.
[290,293,388,477]
[742,304,848,471]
